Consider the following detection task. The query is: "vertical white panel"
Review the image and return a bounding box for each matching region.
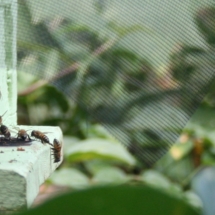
[0,0,17,125]
[0,7,9,121]
[7,0,17,124]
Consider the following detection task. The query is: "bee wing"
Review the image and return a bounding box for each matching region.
[1,111,7,117]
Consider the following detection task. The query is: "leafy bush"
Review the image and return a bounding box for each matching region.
[16,1,215,214]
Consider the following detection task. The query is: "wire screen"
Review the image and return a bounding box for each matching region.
[17,0,215,166]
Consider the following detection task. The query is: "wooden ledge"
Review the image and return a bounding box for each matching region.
[0,125,63,212]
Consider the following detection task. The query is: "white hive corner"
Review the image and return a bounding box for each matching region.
[0,126,64,212]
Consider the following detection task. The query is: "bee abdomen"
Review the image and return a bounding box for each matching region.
[40,135,49,143]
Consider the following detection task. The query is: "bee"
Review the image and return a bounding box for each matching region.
[0,125,11,139]
[31,130,51,145]
[17,129,32,141]
[0,111,7,125]
[13,127,32,141]
[51,138,62,163]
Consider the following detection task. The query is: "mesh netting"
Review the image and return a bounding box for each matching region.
[17,0,215,166]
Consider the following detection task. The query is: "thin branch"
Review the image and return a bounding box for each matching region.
[18,80,47,96]
[50,62,80,82]
[92,37,118,57]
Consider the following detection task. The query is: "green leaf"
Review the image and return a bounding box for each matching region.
[49,168,89,189]
[18,185,200,215]
[140,170,201,210]
[84,160,114,175]
[184,191,203,211]
[202,151,215,165]
[186,106,215,144]
[159,157,195,183]
[141,170,171,188]
[32,85,70,113]
[141,170,182,196]
[65,138,136,166]
[63,136,80,155]
[85,124,115,140]
[92,167,131,184]
[169,141,194,160]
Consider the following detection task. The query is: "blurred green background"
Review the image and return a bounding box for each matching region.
[16,1,215,214]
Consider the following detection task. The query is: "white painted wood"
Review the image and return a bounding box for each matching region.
[0,0,64,213]
[0,0,17,125]
[0,126,63,213]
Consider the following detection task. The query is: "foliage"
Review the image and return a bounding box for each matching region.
[16,1,215,214]
[17,185,199,215]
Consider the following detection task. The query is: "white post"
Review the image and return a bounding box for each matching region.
[0,0,63,213]
[0,0,17,124]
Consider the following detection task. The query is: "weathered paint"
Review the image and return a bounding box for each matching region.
[0,0,17,126]
[0,1,64,212]
[0,126,63,212]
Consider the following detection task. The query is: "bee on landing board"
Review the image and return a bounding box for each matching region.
[0,125,11,139]
[31,130,52,145]
[16,129,32,141]
[51,138,62,163]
